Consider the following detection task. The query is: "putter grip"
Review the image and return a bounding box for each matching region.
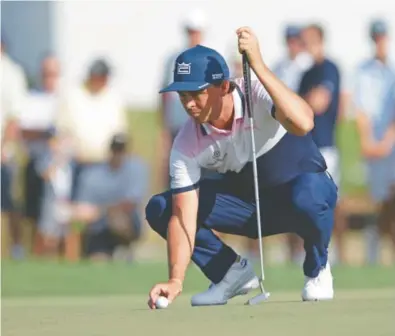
[242,52,253,119]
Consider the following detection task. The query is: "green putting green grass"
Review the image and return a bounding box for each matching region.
[2,261,394,336]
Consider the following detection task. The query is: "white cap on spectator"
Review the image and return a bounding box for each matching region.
[183,9,207,32]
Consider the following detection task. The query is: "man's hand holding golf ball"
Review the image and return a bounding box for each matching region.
[148,278,183,309]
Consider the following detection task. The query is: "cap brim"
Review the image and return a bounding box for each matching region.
[372,31,387,36]
[159,81,210,93]
[286,33,300,38]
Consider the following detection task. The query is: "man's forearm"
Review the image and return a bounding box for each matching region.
[355,110,393,159]
[253,63,314,136]
[167,214,196,283]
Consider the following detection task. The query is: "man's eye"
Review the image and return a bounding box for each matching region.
[191,90,204,97]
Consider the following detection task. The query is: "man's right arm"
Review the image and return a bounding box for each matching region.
[167,189,199,283]
[148,129,201,307]
[166,145,201,283]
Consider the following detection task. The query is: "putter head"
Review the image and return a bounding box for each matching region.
[245,292,270,305]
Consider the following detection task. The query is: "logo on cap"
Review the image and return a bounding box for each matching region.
[177,62,191,75]
[212,73,223,80]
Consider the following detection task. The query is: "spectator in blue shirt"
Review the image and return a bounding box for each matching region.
[353,20,395,263]
[298,24,346,264]
[73,133,149,261]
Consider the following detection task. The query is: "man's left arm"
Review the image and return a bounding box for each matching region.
[304,63,338,115]
[237,27,314,136]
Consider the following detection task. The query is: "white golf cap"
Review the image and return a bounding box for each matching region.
[183,9,207,32]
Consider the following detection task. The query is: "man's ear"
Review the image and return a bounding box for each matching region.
[220,80,230,96]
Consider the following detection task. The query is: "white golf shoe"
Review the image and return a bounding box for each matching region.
[302,262,334,301]
[191,257,259,306]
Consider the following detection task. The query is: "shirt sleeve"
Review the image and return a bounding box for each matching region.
[169,147,201,194]
[320,63,338,94]
[297,71,307,96]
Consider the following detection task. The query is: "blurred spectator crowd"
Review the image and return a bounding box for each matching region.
[1,9,394,265]
[1,41,148,262]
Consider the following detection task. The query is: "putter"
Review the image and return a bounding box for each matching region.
[242,52,271,305]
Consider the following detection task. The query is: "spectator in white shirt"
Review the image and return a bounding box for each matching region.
[56,59,128,199]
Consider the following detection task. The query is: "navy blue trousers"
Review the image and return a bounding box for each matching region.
[146,171,337,283]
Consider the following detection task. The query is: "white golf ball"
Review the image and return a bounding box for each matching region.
[155,296,169,309]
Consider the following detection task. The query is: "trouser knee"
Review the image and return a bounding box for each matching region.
[291,173,337,240]
[145,192,172,238]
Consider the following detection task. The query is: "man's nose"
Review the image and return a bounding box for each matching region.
[184,96,196,108]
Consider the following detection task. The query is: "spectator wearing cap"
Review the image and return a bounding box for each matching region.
[55,58,128,199]
[271,24,314,264]
[352,20,395,264]
[158,9,208,188]
[1,35,28,259]
[272,25,313,92]
[298,24,345,264]
[71,134,148,261]
[18,54,62,255]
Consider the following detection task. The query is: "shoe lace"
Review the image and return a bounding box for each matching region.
[306,265,329,287]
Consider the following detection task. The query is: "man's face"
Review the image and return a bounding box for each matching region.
[373,34,389,58]
[178,84,225,124]
[302,28,323,58]
[42,57,60,92]
[89,75,108,93]
[287,36,304,55]
[110,150,125,169]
